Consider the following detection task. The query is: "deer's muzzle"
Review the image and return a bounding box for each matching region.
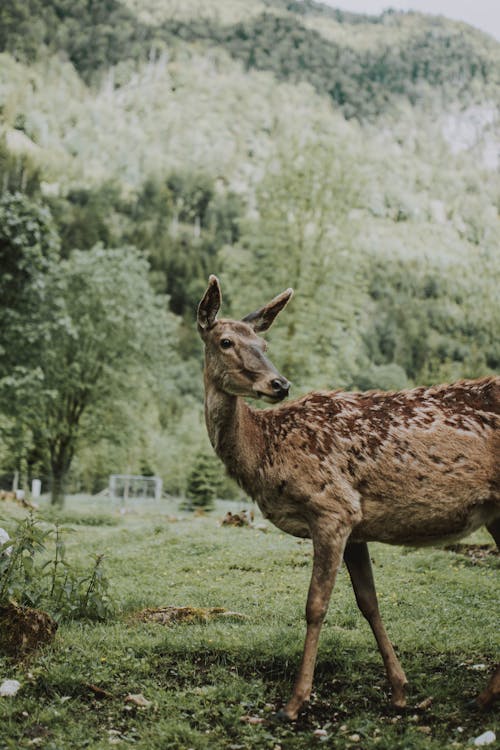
[255,375,290,403]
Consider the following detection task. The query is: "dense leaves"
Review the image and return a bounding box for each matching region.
[185,451,223,510]
[364,256,500,385]
[0,206,180,505]
[0,192,59,368]
[1,0,498,117]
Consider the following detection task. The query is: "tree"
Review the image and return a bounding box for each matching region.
[363,256,500,386]
[219,137,367,392]
[185,451,223,510]
[0,191,61,493]
[0,192,60,361]
[1,238,179,506]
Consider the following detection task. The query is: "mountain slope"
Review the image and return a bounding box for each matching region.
[1,0,499,119]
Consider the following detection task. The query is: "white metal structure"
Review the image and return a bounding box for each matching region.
[109,474,163,504]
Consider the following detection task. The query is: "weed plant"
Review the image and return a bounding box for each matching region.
[0,513,115,621]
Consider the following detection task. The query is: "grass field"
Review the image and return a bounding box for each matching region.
[0,495,498,749]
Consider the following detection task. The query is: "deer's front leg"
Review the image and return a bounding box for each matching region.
[281,522,350,721]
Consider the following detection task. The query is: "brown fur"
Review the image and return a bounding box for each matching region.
[198,276,500,719]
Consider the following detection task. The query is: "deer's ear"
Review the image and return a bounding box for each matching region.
[197,275,221,333]
[242,288,293,332]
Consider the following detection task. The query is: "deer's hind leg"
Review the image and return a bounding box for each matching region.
[486,518,500,549]
[344,542,408,708]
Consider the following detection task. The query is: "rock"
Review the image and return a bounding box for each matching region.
[0,527,12,556]
[416,696,433,710]
[473,731,496,746]
[313,728,328,738]
[0,679,21,696]
[124,693,152,708]
[239,714,264,725]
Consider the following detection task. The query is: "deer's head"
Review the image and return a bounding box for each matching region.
[197,276,293,403]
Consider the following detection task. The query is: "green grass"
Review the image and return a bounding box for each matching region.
[0,495,498,749]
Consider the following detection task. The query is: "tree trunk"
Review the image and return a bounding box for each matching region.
[50,471,66,507]
[49,434,75,508]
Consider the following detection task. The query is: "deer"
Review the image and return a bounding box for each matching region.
[197,275,500,721]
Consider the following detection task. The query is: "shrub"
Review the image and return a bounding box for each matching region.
[185,451,223,510]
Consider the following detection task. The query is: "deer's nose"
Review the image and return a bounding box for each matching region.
[271,377,290,396]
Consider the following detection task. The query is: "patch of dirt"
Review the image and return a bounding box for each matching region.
[443,544,498,564]
[0,602,57,656]
[133,606,247,625]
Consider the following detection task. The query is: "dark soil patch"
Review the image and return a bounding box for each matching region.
[0,602,58,656]
[133,605,247,625]
[443,544,498,564]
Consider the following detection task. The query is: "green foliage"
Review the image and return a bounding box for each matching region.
[49,180,124,256]
[364,256,500,385]
[0,191,60,367]
[0,0,151,82]
[0,233,181,506]
[123,173,243,318]
[0,135,41,196]
[0,513,115,621]
[185,451,223,510]
[221,137,368,391]
[40,507,118,527]
[0,191,61,494]
[2,0,498,119]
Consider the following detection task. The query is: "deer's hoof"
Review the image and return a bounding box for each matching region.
[271,708,295,724]
[391,697,407,710]
[471,695,497,712]
[391,683,408,710]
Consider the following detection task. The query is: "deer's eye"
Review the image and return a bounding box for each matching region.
[220,338,233,350]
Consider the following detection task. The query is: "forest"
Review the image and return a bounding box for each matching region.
[0,0,499,505]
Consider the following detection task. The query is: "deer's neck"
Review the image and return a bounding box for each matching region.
[204,378,263,486]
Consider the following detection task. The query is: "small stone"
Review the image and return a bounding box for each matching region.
[124,693,151,708]
[239,715,264,725]
[473,731,496,747]
[0,679,21,697]
[0,528,12,556]
[417,726,432,735]
[416,696,433,710]
[348,734,361,742]
[313,729,328,738]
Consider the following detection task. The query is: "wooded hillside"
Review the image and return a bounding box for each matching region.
[0,0,499,502]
